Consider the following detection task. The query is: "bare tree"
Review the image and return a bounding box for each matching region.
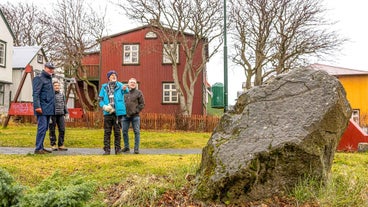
[0,2,52,50]
[2,0,107,110]
[115,0,223,115]
[46,0,107,110]
[229,0,346,89]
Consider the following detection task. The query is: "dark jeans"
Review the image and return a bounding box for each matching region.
[35,115,51,151]
[49,115,65,147]
[103,114,122,151]
[122,115,140,150]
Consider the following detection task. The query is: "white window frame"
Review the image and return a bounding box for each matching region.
[163,43,179,64]
[162,83,179,103]
[0,83,4,105]
[123,44,139,64]
[37,54,43,63]
[352,109,360,125]
[0,41,6,67]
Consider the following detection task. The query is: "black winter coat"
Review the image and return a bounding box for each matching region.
[124,88,145,117]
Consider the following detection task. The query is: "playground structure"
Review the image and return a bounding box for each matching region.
[2,65,83,128]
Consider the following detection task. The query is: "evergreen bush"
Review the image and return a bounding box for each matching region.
[0,168,24,207]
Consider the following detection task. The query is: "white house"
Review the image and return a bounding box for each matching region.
[0,9,15,115]
[12,46,47,102]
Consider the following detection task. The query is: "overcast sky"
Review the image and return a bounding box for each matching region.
[11,0,368,105]
[102,0,368,104]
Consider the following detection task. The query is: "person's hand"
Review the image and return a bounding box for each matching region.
[35,108,42,114]
[109,107,115,114]
[103,104,114,113]
[65,114,69,119]
[123,85,128,90]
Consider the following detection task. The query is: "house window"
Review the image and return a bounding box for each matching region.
[162,83,178,103]
[0,41,6,67]
[145,31,157,39]
[352,109,360,125]
[37,54,43,63]
[163,43,179,64]
[123,44,139,64]
[0,84,4,105]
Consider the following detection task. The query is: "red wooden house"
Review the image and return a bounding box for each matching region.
[81,25,208,115]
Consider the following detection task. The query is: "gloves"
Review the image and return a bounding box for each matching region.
[103,104,115,114]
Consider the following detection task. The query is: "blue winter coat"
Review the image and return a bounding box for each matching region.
[99,81,129,116]
[32,70,55,115]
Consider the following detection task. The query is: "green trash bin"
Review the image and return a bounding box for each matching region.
[211,82,224,108]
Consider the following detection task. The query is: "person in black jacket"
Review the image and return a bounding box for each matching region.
[49,81,68,151]
[122,78,145,154]
[32,62,56,154]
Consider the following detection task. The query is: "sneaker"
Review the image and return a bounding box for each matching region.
[51,145,58,151]
[58,146,68,151]
[103,151,110,155]
[122,148,130,153]
[134,149,139,154]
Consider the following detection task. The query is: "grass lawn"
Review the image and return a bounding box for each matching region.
[0,123,211,148]
[1,124,368,206]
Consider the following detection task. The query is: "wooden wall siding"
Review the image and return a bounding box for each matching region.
[338,75,368,127]
[99,27,205,115]
[81,52,99,65]
[79,64,99,80]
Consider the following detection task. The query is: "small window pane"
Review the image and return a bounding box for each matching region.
[123,44,139,64]
[162,83,179,103]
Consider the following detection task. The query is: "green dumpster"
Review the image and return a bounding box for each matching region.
[211,82,224,108]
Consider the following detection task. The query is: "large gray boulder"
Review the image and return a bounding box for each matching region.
[193,68,352,204]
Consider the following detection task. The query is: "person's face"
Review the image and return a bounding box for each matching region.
[45,67,54,75]
[109,74,117,82]
[53,83,60,92]
[128,79,137,89]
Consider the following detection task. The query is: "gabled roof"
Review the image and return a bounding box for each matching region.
[101,24,195,41]
[309,63,368,76]
[13,46,43,68]
[0,8,15,40]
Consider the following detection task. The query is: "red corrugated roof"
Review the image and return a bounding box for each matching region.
[309,63,368,76]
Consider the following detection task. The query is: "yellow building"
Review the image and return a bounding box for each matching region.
[311,63,368,130]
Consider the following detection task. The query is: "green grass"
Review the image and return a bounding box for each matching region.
[0,124,210,148]
[1,125,368,206]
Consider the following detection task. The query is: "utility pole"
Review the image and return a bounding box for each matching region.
[223,0,228,112]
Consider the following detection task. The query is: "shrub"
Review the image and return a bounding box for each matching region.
[0,168,24,207]
[18,171,97,207]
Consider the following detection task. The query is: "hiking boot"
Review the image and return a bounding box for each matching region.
[115,148,122,155]
[103,147,111,155]
[43,148,52,153]
[58,146,68,151]
[51,145,58,151]
[34,149,51,154]
[134,149,139,154]
[122,147,130,153]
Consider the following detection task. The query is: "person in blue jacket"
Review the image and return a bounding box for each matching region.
[32,62,56,154]
[98,70,129,155]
